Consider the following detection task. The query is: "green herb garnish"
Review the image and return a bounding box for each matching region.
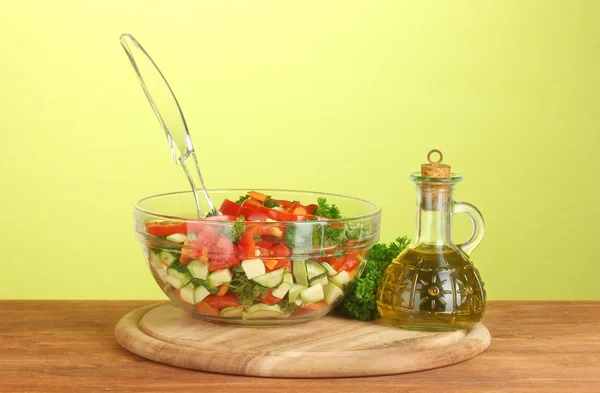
[314,197,341,219]
[232,216,246,243]
[338,236,410,321]
[285,225,296,248]
[235,194,250,204]
[227,266,270,308]
[205,208,219,217]
[264,196,279,208]
[278,296,299,312]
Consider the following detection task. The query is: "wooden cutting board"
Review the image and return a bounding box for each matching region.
[115,303,490,378]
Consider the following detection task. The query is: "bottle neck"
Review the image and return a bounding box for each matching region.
[413,184,454,247]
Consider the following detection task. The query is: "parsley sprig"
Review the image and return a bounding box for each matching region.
[314,197,341,219]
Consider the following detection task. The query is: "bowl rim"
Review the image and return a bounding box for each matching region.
[134,188,381,224]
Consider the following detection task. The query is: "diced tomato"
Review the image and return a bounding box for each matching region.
[259,234,283,244]
[208,257,239,272]
[255,246,271,258]
[238,226,256,259]
[255,225,284,239]
[194,228,218,249]
[218,199,242,216]
[330,256,346,272]
[204,294,240,310]
[146,221,187,237]
[258,290,281,306]
[340,255,361,272]
[269,244,291,258]
[329,250,360,272]
[208,234,239,271]
[256,240,273,249]
[195,301,220,316]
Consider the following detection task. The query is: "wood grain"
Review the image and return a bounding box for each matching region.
[0,301,599,392]
[114,303,490,377]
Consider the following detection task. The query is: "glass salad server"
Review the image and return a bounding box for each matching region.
[120,33,217,217]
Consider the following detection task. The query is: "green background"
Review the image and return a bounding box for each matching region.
[1,1,598,300]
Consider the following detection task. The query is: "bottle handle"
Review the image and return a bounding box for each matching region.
[453,201,485,256]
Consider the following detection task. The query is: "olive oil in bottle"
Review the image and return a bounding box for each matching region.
[377,245,485,331]
[377,150,487,331]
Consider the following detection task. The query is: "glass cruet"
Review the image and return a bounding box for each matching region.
[377,149,486,331]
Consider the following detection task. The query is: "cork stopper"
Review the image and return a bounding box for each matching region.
[421,149,450,178]
[420,149,451,211]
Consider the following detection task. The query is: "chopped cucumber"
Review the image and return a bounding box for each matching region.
[153,265,168,283]
[167,264,191,287]
[331,270,350,288]
[149,252,162,269]
[306,261,327,280]
[293,259,308,286]
[220,306,244,318]
[187,260,208,280]
[194,286,211,303]
[160,251,178,266]
[179,283,195,304]
[323,282,344,305]
[252,268,285,288]
[288,284,307,302]
[295,298,304,306]
[206,269,233,288]
[165,275,184,289]
[272,282,293,299]
[243,304,285,320]
[241,259,265,280]
[283,273,294,284]
[166,233,187,243]
[310,275,328,286]
[321,262,337,276]
[301,284,324,303]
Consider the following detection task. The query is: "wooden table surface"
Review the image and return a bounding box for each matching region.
[1,301,599,393]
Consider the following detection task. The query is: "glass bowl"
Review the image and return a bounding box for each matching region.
[134,189,381,326]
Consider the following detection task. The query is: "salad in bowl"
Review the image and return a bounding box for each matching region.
[134,189,380,325]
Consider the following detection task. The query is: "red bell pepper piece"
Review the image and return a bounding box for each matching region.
[195,301,220,316]
[274,199,294,210]
[238,226,256,259]
[242,199,308,222]
[187,215,237,234]
[238,205,270,221]
[218,199,242,216]
[265,259,291,272]
[145,221,187,237]
[204,294,241,310]
[257,290,281,306]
